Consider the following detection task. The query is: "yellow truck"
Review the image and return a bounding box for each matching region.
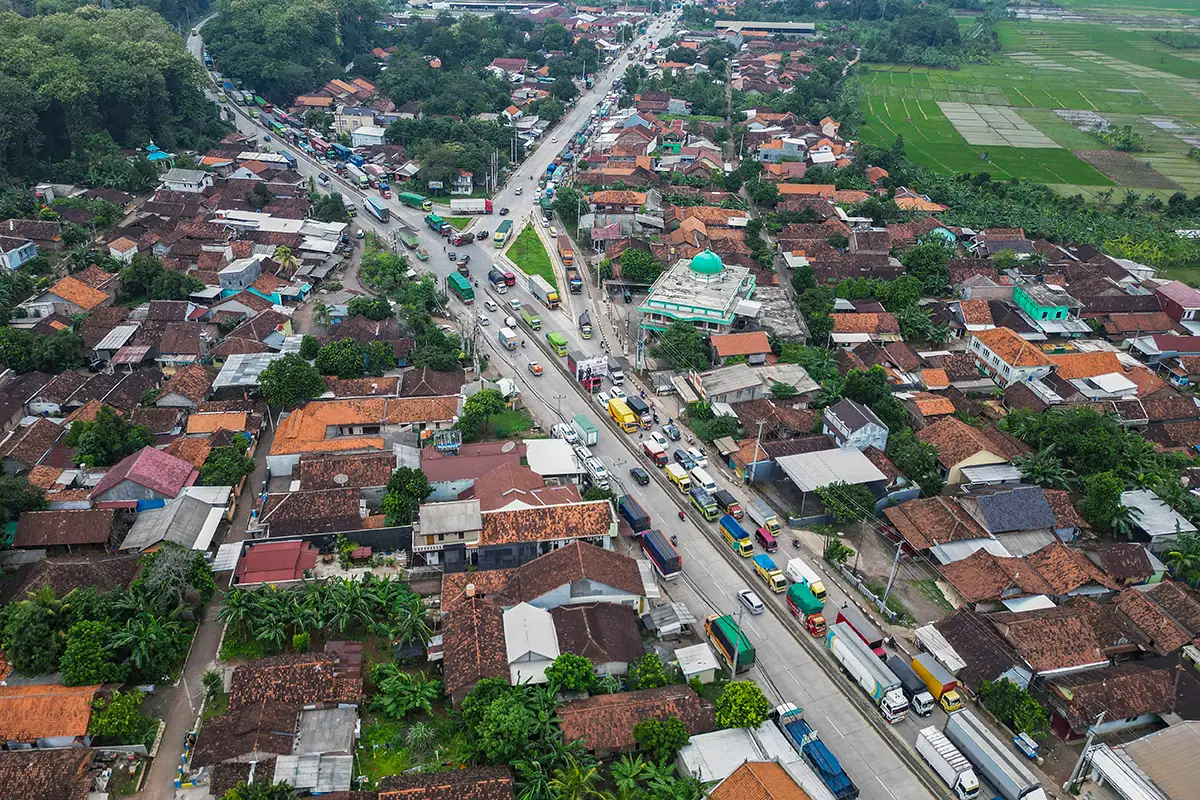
[912,653,963,713]
[752,554,786,593]
[607,397,639,433]
[665,464,691,493]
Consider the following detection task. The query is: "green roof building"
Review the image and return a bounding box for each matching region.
[638,249,756,334]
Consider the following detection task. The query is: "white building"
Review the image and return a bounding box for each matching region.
[968,326,1054,387]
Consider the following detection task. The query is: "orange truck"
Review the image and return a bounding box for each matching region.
[557,234,575,266]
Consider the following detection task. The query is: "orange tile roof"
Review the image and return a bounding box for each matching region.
[25,464,64,490]
[165,436,212,469]
[712,331,772,358]
[912,392,956,416]
[711,760,811,800]
[922,369,950,390]
[49,276,108,310]
[865,166,889,184]
[186,411,248,434]
[1048,352,1123,380]
[478,501,614,546]
[776,183,835,197]
[971,327,1051,368]
[831,190,871,205]
[895,196,947,212]
[270,397,458,456]
[831,313,899,335]
[589,190,647,205]
[959,299,992,326]
[0,684,97,741]
[1124,367,1168,397]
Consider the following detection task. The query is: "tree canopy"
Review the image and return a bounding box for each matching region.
[63,406,153,468]
[258,353,325,407]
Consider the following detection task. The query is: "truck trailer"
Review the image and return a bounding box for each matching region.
[771,704,859,800]
[528,274,560,309]
[886,657,936,716]
[618,495,651,533]
[570,414,599,446]
[398,192,432,211]
[915,727,980,800]
[449,198,493,214]
[835,605,885,658]
[943,709,1047,800]
[825,622,909,723]
[639,529,681,580]
[567,351,607,390]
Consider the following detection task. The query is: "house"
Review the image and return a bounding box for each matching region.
[218,256,265,294]
[257,488,365,538]
[1112,582,1200,655]
[90,446,200,507]
[1047,664,1175,740]
[1155,280,1200,331]
[0,418,63,475]
[0,235,37,271]
[155,325,209,374]
[934,608,1033,692]
[916,416,1026,485]
[709,761,814,800]
[883,496,988,556]
[0,749,96,800]
[160,168,214,193]
[38,274,112,316]
[1083,543,1163,587]
[12,509,118,552]
[376,767,515,800]
[831,312,902,344]
[968,327,1053,386]
[822,398,888,451]
[1120,489,1198,552]
[0,684,99,748]
[442,592,506,705]
[557,686,715,758]
[350,125,387,148]
[988,605,1111,677]
[774,448,888,517]
[551,603,644,677]
[234,539,320,586]
[119,486,232,552]
[154,363,215,408]
[938,541,1116,610]
[711,331,772,366]
[451,170,474,195]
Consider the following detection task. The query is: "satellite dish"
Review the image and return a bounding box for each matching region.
[333,473,349,485]
[501,441,516,453]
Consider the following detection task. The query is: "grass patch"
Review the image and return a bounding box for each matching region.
[353,713,472,789]
[864,581,916,625]
[219,636,269,662]
[444,217,471,230]
[911,579,954,613]
[202,692,228,721]
[108,761,145,796]
[506,225,557,288]
[490,409,536,438]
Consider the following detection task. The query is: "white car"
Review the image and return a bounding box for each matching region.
[737,589,765,615]
[610,386,627,401]
[477,314,490,326]
[484,299,498,312]
[508,298,522,310]
[515,187,523,195]
[554,423,580,444]
[686,447,707,468]
[649,432,669,449]
[551,135,559,142]
[596,391,611,409]
[573,445,594,462]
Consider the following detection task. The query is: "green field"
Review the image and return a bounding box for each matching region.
[860,21,1200,193]
[506,225,557,288]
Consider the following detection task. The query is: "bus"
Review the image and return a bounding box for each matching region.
[546,332,568,356]
[447,273,474,305]
[494,219,513,247]
[689,487,720,521]
[269,121,286,136]
[365,197,390,223]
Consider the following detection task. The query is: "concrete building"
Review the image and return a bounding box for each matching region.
[822,398,888,451]
[639,250,756,335]
[968,326,1054,386]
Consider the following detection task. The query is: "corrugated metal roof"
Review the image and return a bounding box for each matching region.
[775,448,887,492]
[93,324,138,352]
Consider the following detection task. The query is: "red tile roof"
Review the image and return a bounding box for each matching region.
[0,684,97,741]
[235,539,319,585]
[557,686,714,752]
[478,501,614,546]
[971,327,1051,368]
[90,446,199,500]
[711,331,772,358]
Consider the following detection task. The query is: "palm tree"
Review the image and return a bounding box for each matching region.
[1110,504,1143,539]
[548,755,609,800]
[1014,446,1074,490]
[611,754,650,793]
[1165,548,1200,583]
[404,721,437,758]
[514,758,554,800]
[66,243,94,273]
[392,594,433,647]
[108,614,184,678]
[274,246,298,276]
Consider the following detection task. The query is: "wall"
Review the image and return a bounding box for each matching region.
[947,450,1010,485]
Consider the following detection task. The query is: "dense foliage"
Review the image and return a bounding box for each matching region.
[651,322,711,371]
[121,253,204,302]
[258,352,325,407]
[978,679,1050,740]
[63,406,154,468]
[0,475,46,524]
[199,441,255,487]
[0,326,83,374]
[88,689,158,747]
[380,466,432,527]
[715,680,770,729]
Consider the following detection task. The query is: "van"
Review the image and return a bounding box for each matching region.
[689,466,717,494]
[755,526,777,552]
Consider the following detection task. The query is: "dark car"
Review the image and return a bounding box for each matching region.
[499,207,510,216]
[673,448,695,470]
[459,254,471,265]
[476,230,489,240]
[663,423,681,441]
[448,251,457,261]
[629,467,651,486]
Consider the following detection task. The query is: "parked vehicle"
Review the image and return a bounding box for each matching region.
[755,527,777,552]
[705,614,755,673]
[608,398,639,434]
[713,489,743,520]
[785,557,827,601]
[916,727,980,800]
[398,230,420,249]
[665,464,691,493]
[752,554,786,593]
[825,622,909,724]
[639,529,681,580]
[912,654,964,713]
[618,495,651,533]
[553,423,579,445]
[642,440,668,467]
[528,274,560,310]
[786,583,826,637]
[887,657,936,717]
[583,456,609,490]
[770,704,859,800]
[449,198,494,214]
[746,498,782,536]
[943,709,1047,800]
[571,415,599,446]
[719,514,753,557]
[835,605,885,658]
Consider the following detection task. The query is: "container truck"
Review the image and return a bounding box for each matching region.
[570,414,598,447]
[753,554,787,593]
[608,398,639,434]
[519,304,542,331]
[450,198,494,214]
[607,357,624,385]
[494,219,513,246]
[557,234,575,266]
[771,704,859,800]
[886,657,936,716]
[364,196,390,223]
[529,274,560,309]
[567,352,607,390]
[639,529,681,580]
[665,464,691,493]
[363,163,385,179]
[346,164,370,188]
[916,727,980,800]
[826,622,909,723]
[786,583,826,637]
[447,272,474,304]
[565,266,582,293]
[746,498,782,535]
[835,605,885,658]
[713,489,743,520]
[399,192,433,211]
[785,558,827,601]
[497,327,518,350]
[943,709,1047,800]
[912,653,963,713]
[546,332,568,356]
[487,268,509,294]
[618,495,651,533]
[705,614,755,673]
[642,440,667,467]
[398,229,420,249]
[424,213,451,235]
[719,515,753,557]
[626,396,653,428]
[578,311,592,339]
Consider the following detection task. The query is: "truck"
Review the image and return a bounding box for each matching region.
[398,229,420,249]
[705,614,755,673]
[450,198,494,214]
[825,622,909,724]
[447,272,474,305]
[786,583,826,637]
[557,234,575,266]
[363,163,385,180]
[785,557,827,601]
[520,304,542,331]
[618,495,651,533]
[944,709,1047,800]
[607,357,624,385]
[642,440,667,467]
[578,311,592,339]
[713,489,743,520]
[608,398,639,434]
[487,268,509,294]
[639,529,681,580]
[565,266,582,294]
[497,327,518,351]
[665,463,691,493]
[752,554,786,593]
[494,219,513,247]
[364,196,390,223]
[567,352,607,391]
[886,657,936,717]
[450,230,474,247]
[424,213,451,235]
[546,332,568,356]
[583,456,609,490]
[529,274,560,310]
[690,487,720,520]
[771,704,859,800]
[330,142,352,160]
[626,396,653,428]
[719,515,753,557]
[746,498,782,536]
[912,654,963,713]
[916,727,980,800]
[835,606,885,659]
[570,414,599,447]
[346,164,370,188]
[399,192,433,211]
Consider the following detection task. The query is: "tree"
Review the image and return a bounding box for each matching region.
[769,381,798,400]
[1165,533,1200,584]
[381,466,433,526]
[978,679,1050,740]
[60,621,129,686]
[619,248,665,284]
[311,192,350,223]
[545,653,595,694]
[0,588,68,675]
[550,77,579,102]
[347,295,393,321]
[552,186,584,228]
[816,480,877,523]
[900,242,950,294]
[652,322,709,371]
[885,429,944,497]
[629,652,669,690]
[715,680,770,729]
[476,689,538,763]
[1014,446,1074,490]
[258,353,325,407]
[371,663,442,719]
[548,754,607,800]
[202,669,223,702]
[1078,471,1132,533]
[315,338,365,379]
[632,715,690,761]
[63,406,153,468]
[199,444,255,487]
[0,475,46,524]
[88,690,155,746]
[0,326,84,375]
[222,782,299,800]
[299,334,320,360]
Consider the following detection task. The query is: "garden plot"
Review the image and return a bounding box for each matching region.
[1055,109,1110,131]
[938,102,1061,147]
[1007,52,1082,71]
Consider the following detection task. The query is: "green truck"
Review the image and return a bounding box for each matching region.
[447,272,474,305]
[705,614,755,673]
[519,303,542,331]
[425,213,450,235]
[546,332,568,356]
[493,219,513,247]
[399,192,432,211]
[397,230,420,249]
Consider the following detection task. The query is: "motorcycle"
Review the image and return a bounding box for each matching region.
[521,340,526,348]
[793,538,801,550]
[678,510,686,521]
[670,535,678,545]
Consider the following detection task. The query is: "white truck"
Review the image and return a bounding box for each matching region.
[583,456,609,489]
[825,622,909,724]
[943,709,1047,800]
[571,414,599,447]
[915,726,980,800]
[450,198,491,214]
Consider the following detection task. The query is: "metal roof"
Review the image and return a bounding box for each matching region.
[111,345,151,365]
[775,448,887,492]
[213,351,285,389]
[1115,722,1200,800]
[418,499,481,536]
[93,324,139,352]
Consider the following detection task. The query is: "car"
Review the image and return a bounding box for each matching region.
[630,466,651,486]
[476,230,489,240]
[504,315,518,328]
[554,423,579,444]
[508,299,522,310]
[528,361,544,377]
[610,386,627,401]
[263,134,271,142]
[737,589,765,615]
[484,299,498,312]
[549,226,559,238]
[663,423,681,441]
[499,207,510,216]
[534,189,542,199]
[317,172,329,184]
[448,251,457,261]
[673,448,695,470]
[459,254,471,265]
[477,314,490,326]
[551,135,559,142]
[573,445,594,462]
[649,432,669,449]
[355,229,364,239]
[515,187,523,195]
[686,447,707,468]
[415,247,429,261]
[596,391,611,409]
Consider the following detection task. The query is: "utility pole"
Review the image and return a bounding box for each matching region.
[747,420,765,484]
[878,539,903,616]
[1066,711,1106,792]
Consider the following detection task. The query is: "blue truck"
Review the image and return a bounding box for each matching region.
[771,703,859,800]
[277,150,297,169]
[618,495,651,533]
[639,529,681,580]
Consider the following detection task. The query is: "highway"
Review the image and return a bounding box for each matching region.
[188,14,946,800]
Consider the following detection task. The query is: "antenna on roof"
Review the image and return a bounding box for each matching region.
[333,474,349,486]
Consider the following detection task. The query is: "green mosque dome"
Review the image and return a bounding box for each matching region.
[688,249,723,275]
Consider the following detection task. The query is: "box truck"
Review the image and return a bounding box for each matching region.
[915,726,980,800]
[753,554,786,593]
[570,415,598,446]
[886,657,936,716]
[943,709,1047,800]
[785,557,826,601]
[913,653,963,713]
[786,583,826,637]
[825,622,909,723]
[746,498,782,535]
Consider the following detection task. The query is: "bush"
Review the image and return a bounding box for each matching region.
[292,632,310,653]
[715,681,770,729]
[979,679,1050,740]
[89,690,157,747]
